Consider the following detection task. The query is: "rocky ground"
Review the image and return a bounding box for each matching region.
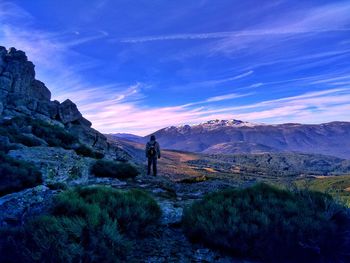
[0,162,256,263]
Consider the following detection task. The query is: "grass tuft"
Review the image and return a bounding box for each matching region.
[182,183,350,262]
[91,160,139,179]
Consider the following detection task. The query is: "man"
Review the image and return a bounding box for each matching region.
[145,134,161,176]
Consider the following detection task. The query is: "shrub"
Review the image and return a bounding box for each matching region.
[0,151,42,196]
[75,144,104,159]
[91,160,139,179]
[11,133,42,147]
[0,136,17,153]
[0,186,161,262]
[31,120,78,149]
[0,125,41,147]
[182,183,350,262]
[53,186,161,236]
[46,181,68,190]
[0,116,79,149]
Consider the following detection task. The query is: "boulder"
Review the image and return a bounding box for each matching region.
[0,89,8,107]
[0,46,7,73]
[6,93,38,112]
[77,117,92,127]
[8,147,94,184]
[36,100,59,119]
[14,105,32,115]
[5,48,35,95]
[67,124,108,151]
[0,72,13,92]
[0,47,50,102]
[30,80,51,101]
[58,99,82,124]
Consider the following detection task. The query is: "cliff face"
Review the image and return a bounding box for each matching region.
[0,46,114,154]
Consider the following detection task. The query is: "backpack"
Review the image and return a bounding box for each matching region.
[148,143,156,157]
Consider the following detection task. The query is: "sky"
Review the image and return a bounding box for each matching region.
[1,0,350,135]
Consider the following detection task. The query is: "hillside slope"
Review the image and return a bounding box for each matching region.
[150,120,350,159]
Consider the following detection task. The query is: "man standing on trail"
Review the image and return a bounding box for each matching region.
[145,134,161,176]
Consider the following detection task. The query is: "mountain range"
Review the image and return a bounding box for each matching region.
[113,119,350,159]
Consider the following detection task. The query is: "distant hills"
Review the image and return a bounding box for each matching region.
[109,133,143,142]
[130,119,350,159]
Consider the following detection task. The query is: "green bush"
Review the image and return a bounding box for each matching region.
[53,186,161,236]
[75,144,104,159]
[1,117,107,160]
[0,186,161,263]
[182,183,350,262]
[0,151,42,196]
[0,136,17,153]
[31,120,78,149]
[12,133,42,147]
[46,181,68,190]
[0,125,40,147]
[0,116,79,149]
[91,160,139,179]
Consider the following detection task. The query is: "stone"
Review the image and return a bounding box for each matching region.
[0,184,55,227]
[77,117,92,127]
[0,47,50,102]
[8,147,94,184]
[30,80,51,101]
[0,72,13,92]
[0,46,6,58]
[14,105,31,115]
[6,93,38,112]
[36,100,59,118]
[58,99,82,124]
[158,199,183,225]
[0,46,7,73]
[0,135,10,146]
[5,59,35,95]
[32,113,65,128]
[8,47,28,60]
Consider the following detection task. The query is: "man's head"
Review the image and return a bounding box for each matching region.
[150,134,156,141]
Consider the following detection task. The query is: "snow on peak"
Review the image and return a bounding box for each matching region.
[199,119,258,128]
[164,119,260,133]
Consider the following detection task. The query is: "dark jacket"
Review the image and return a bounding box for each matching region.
[145,140,161,158]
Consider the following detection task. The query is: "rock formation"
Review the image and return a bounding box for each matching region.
[0,46,118,157]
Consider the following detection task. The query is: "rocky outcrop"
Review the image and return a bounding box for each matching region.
[0,46,117,157]
[58,99,83,124]
[0,47,53,118]
[0,47,51,100]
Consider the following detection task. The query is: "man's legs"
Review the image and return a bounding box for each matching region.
[147,158,152,175]
[152,157,157,176]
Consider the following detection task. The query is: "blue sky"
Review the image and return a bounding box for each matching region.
[1,0,350,135]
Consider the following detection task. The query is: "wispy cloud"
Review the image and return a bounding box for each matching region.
[82,87,350,135]
[1,1,350,136]
[118,2,350,45]
[0,1,110,103]
[119,28,350,44]
[205,93,251,103]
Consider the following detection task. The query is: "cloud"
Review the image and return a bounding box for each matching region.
[118,2,350,44]
[0,1,110,103]
[1,1,350,136]
[81,87,350,136]
[0,1,33,21]
[119,28,350,44]
[205,93,251,103]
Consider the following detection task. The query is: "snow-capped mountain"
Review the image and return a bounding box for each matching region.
[150,119,350,159]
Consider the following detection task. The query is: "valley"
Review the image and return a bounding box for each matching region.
[0,46,349,262]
